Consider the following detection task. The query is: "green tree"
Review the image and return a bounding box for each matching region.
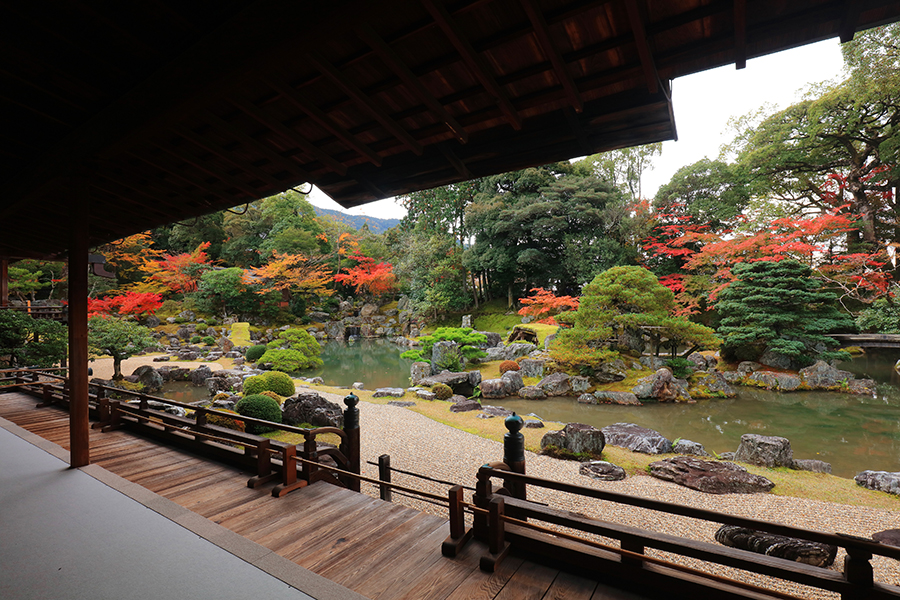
[258,328,323,372]
[195,268,280,319]
[7,266,49,302]
[582,142,662,202]
[401,327,487,370]
[857,290,900,333]
[87,317,157,380]
[715,260,854,366]
[0,311,67,368]
[653,158,750,233]
[552,267,719,371]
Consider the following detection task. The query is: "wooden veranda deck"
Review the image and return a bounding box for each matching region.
[0,391,647,600]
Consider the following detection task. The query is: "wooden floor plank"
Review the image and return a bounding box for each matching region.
[544,571,598,600]
[493,561,559,600]
[442,554,526,600]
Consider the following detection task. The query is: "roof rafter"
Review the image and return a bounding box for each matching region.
[421,0,522,130]
[262,77,382,167]
[228,95,349,176]
[840,0,861,43]
[306,51,424,156]
[520,0,583,112]
[625,0,660,94]
[356,23,469,144]
[150,139,265,199]
[734,0,747,69]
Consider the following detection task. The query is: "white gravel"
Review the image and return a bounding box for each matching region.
[313,391,900,600]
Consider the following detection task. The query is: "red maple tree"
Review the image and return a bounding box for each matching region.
[517,287,579,325]
[333,254,397,296]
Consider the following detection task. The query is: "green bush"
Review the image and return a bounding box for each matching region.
[235,394,282,434]
[206,409,245,433]
[243,371,296,397]
[665,357,694,379]
[259,328,323,372]
[190,335,202,344]
[202,336,216,346]
[259,390,284,404]
[246,344,268,362]
[432,383,453,400]
[206,318,219,327]
[401,327,487,368]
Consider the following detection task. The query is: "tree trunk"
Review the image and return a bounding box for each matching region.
[472,272,479,309]
[113,356,123,380]
[507,283,513,310]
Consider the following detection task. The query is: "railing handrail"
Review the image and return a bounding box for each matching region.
[477,466,900,561]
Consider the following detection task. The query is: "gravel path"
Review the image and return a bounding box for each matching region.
[310,388,900,599]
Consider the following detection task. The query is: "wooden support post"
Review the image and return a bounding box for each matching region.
[473,466,493,541]
[480,496,510,572]
[378,454,392,501]
[843,546,874,600]
[303,433,318,483]
[621,537,645,568]
[0,257,7,307]
[68,206,90,467]
[502,413,526,500]
[343,392,361,492]
[272,445,307,497]
[442,485,473,557]
[92,393,109,429]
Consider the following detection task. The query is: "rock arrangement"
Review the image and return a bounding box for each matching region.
[649,457,775,494]
[855,470,900,495]
[714,525,837,567]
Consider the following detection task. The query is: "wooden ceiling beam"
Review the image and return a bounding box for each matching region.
[201,110,316,182]
[228,95,348,177]
[307,51,424,156]
[440,145,473,179]
[421,0,522,130]
[149,141,263,199]
[124,150,231,204]
[94,170,205,216]
[520,0,583,113]
[357,23,469,144]
[734,0,747,69]
[840,0,861,43]
[262,78,382,167]
[625,0,659,94]
[170,124,288,193]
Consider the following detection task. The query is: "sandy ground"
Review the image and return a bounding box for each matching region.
[89,354,226,380]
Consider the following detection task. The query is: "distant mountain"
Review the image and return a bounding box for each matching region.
[312,206,401,234]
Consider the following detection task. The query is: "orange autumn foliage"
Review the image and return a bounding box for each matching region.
[243,252,334,297]
[517,287,579,325]
[333,254,397,296]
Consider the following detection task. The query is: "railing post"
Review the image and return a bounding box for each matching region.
[378,454,392,501]
[343,392,361,492]
[302,432,318,483]
[621,537,645,569]
[442,484,474,557]
[473,465,493,541]
[480,496,510,572]
[503,413,526,501]
[843,545,874,600]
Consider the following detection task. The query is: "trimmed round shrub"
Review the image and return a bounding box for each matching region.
[245,344,268,362]
[202,335,216,346]
[432,383,453,400]
[213,392,231,401]
[499,360,520,374]
[235,394,282,434]
[206,408,245,433]
[243,371,296,397]
[190,335,203,344]
[262,371,296,396]
[259,390,284,405]
[206,318,218,327]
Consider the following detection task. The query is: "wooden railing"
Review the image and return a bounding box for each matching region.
[439,414,900,600]
[5,369,360,496]
[0,303,67,322]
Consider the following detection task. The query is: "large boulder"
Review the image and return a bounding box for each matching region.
[791,459,832,474]
[477,331,502,348]
[639,356,667,371]
[324,321,344,339]
[747,371,801,391]
[501,370,524,395]
[359,303,379,317]
[537,372,571,396]
[855,470,900,495]
[373,388,405,398]
[715,525,837,567]
[584,391,641,406]
[579,461,626,481]
[205,377,232,395]
[601,423,673,454]
[480,379,508,399]
[688,371,736,399]
[632,369,691,402]
[673,439,710,457]
[157,366,190,381]
[420,370,479,396]
[518,359,545,379]
[799,360,853,389]
[734,434,793,468]
[430,341,460,374]
[190,365,213,386]
[847,378,877,395]
[594,359,627,383]
[737,361,762,374]
[518,386,547,400]
[650,457,775,494]
[409,362,431,386]
[570,376,590,394]
[758,349,796,370]
[282,392,343,428]
[505,342,537,361]
[541,423,605,455]
[131,365,163,392]
[450,399,481,412]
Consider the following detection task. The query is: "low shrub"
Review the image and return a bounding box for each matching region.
[213,392,231,401]
[206,408,245,433]
[202,335,216,346]
[499,360,520,374]
[235,394,282,434]
[665,357,694,379]
[432,383,453,400]
[258,348,323,372]
[243,371,296,397]
[259,390,284,405]
[190,335,202,344]
[245,344,268,362]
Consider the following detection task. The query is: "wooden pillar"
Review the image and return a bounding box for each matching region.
[0,257,8,307]
[343,392,361,492]
[68,208,90,467]
[503,413,526,500]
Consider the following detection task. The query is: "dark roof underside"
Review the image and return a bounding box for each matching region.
[3,0,900,259]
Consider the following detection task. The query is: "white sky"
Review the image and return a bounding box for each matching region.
[309,39,847,221]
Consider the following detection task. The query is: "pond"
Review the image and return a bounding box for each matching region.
[160,340,900,479]
[490,353,900,479]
